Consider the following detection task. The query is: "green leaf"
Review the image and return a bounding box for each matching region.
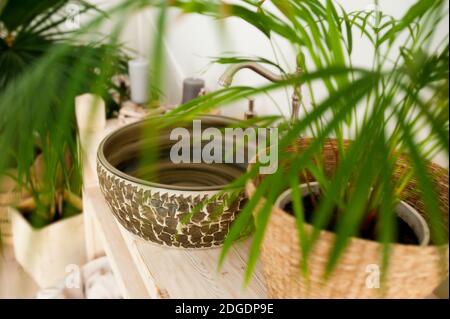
[0,0,65,31]
[244,169,285,284]
[342,8,353,54]
[0,0,8,15]
[396,111,447,246]
[289,175,311,278]
[218,166,270,268]
[325,0,346,66]
[378,0,441,44]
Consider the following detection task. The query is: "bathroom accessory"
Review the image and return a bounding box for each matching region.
[181,77,206,104]
[120,59,165,124]
[218,61,303,123]
[128,59,149,105]
[244,98,256,120]
[97,115,249,248]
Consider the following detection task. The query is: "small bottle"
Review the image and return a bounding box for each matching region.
[245,98,256,120]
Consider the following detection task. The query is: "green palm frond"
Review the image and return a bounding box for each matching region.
[0,0,128,227]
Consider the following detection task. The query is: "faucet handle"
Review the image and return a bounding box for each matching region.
[245,98,256,120]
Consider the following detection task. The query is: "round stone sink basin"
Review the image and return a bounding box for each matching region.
[97,115,248,248]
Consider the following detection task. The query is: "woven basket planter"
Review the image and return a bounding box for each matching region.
[246,138,449,298]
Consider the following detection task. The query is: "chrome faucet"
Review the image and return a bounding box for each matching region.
[218,61,303,123]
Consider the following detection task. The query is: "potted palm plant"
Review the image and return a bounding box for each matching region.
[144,0,447,298]
[0,0,447,298]
[0,169,27,244]
[9,151,85,288]
[211,0,449,298]
[0,0,127,287]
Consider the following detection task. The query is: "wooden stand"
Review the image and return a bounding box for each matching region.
[77,109,267,299]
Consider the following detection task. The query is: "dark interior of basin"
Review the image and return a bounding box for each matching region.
[101,116,249,189]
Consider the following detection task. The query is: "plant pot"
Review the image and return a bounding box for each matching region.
[0,207,13,244]
[275,182,431,246]
[97,115,249,248]
[1,169,28,244]
[246,138,449,298]
[10,208,86,288]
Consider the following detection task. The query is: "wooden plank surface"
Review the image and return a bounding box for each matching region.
[84,182,152,299]
[85,176,267,299]
[79,116,152,298]
[80,124,116,261]
[121,224,267,299]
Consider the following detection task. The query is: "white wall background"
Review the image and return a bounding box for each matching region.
[87,0,448,165]
[87,1,447,109]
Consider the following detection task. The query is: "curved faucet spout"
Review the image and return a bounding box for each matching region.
[218,62,285,88]
[218,62,302,122]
